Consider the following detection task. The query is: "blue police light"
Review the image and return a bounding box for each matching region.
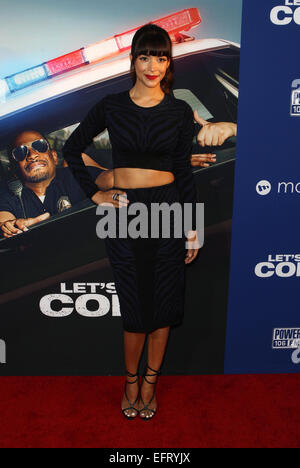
[0,79,9,102]
[6,65,48,93]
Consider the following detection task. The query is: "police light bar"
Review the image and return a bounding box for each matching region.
[0,39,229,121]
[84,8,201,63]
[2,8,201,96]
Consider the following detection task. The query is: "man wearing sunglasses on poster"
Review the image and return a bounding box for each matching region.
[0,130,112,238]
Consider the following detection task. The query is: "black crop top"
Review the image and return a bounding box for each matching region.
[62,89,198,230]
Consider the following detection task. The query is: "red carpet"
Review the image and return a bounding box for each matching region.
[0,374,299,448]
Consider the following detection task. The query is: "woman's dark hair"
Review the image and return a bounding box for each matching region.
[130,23,174,94]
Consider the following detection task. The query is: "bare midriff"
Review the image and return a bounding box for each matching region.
[113,168,175,188]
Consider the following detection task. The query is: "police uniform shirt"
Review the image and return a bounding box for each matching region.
[0,166,102,220]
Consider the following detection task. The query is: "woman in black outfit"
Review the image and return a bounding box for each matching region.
[62,24,200,421]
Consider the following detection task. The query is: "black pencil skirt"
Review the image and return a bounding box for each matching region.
[104,181,187,333]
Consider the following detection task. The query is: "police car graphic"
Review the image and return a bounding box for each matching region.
[0,8,239,299]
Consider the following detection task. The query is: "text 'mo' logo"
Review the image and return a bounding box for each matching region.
[256,180,272,196]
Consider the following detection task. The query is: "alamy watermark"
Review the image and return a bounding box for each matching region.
[95,197,204,249]
[0,339,6,364]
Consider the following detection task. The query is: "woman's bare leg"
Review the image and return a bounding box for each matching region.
[139,325,170,418]
[122,330,146,417]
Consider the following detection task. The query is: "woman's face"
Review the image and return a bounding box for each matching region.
[131,53,170,88]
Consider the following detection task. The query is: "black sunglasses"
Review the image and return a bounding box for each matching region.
[12,139,49,162]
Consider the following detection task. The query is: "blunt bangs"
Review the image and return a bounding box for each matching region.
[133,31,171,59]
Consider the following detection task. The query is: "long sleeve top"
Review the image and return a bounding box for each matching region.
[62,89,198,230]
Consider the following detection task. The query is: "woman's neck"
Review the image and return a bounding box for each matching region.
[129,82,164,101]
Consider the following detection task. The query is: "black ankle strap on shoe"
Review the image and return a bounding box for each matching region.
[143,364,161,384]
[126,370,139,383]
[147,364,161,374]
[123,370,140,419]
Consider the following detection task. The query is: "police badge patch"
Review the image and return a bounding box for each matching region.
[57,196,72,212]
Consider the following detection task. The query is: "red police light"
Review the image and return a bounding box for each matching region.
[45,49,87,77]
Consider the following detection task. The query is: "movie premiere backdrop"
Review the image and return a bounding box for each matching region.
[0,0,298,375]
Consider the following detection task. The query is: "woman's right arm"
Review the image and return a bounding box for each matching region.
[62,96,129,208]
[62,96,108,200]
